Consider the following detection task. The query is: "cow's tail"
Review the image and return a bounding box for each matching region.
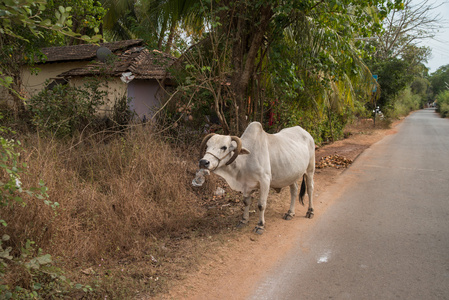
[299,176,306,206]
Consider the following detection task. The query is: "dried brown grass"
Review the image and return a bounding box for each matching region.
[1,125,236,297]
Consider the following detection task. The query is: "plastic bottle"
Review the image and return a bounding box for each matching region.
[192,169,210,187]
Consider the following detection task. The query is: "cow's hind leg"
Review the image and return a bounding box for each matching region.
[304,172,314,218]
[237,195,252,228]
[283,182,298,220]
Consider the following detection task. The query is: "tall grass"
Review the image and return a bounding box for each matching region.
[1,126,225,297]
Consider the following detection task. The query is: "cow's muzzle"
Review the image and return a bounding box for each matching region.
[199,159,210,169]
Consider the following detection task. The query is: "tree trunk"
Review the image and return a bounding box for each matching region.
[165,22,176,54]
[229,4,273,135]
[9,78,26,119]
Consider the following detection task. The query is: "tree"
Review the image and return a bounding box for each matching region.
[42,0,106,46]
[410,76,430,103]
[0,0,102,115]
[101,0,203,53]
[429,65,449,97]
[363,0,438,111]
[375,0,442,60]
[173,0,404,134]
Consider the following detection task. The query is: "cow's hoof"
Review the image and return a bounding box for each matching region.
[283,211,295,220]
[253,226,265,235]
[306,208,314,219]
[236,220,249,229]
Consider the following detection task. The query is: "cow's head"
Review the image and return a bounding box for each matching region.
[199,133,250,170]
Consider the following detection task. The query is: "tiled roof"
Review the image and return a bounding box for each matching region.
[59,47,175,80]
[40,39,144,63]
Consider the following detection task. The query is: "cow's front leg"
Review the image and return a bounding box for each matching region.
[237,195,252,228]
[254,180,270,235]
[283,182,298,220]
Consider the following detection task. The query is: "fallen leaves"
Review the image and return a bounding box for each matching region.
[316,154,353,169]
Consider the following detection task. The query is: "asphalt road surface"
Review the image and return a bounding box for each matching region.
[250,109,449,300]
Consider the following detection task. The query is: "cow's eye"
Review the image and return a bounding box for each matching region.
[221,146,227,151]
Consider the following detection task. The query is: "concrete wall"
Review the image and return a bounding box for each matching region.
[69,76,127,117]
[20,61,90,98]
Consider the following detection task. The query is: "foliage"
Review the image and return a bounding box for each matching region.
[38,0,106,46]
[361,0,437,116]
[101,0,202,54]
[0,0,103,115]
[111,94,134,129]
[0,118,50,225]
[0,0,102,45]
[410,76,430,104]
[435,90,449,118]
[366,56,419,108]
[359,0,441,117]
[1,237,93,299]
[384,87,421,119]
[429,65,449,97]
[273,100,352,145]
[0,115,91,299]
[168,0,404,135]
[28,81,106,138]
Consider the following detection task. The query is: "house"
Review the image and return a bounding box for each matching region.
[5,39,175,120]
[58,44,176,120]
[20,40,144,97]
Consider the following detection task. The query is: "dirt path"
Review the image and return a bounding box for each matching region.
[156,119,402,300]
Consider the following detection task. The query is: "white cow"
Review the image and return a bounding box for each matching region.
[199,122,315,234]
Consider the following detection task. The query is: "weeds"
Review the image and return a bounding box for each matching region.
[1,123,239,298]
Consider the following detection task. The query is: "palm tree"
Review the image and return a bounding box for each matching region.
[100,0,203,53]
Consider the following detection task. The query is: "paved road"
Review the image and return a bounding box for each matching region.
[250,109,449,299]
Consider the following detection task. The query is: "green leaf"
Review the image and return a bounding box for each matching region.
[41,19,52,26]
[33,283,42,290]
[36,254,52,265]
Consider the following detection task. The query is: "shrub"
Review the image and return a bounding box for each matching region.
[111,94,133,128]
[385,87,420,119]
[28,80,106,138]
[436,90,449,118]
[0,114,93,298]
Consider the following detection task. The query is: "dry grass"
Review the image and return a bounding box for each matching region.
[1,126,244,298]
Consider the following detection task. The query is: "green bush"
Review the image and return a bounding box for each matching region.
[436,90,449,118]
[28,80,106,138]
[385,87,420,119]
[274,102,350,145]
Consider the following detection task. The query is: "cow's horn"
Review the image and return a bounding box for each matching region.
[199,133,215,159]
[226,136,242,165]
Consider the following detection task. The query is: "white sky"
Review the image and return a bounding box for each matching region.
[416,0,449,73]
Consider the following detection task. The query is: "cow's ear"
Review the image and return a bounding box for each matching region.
[239,147,250,155]
[231,140,250,155]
